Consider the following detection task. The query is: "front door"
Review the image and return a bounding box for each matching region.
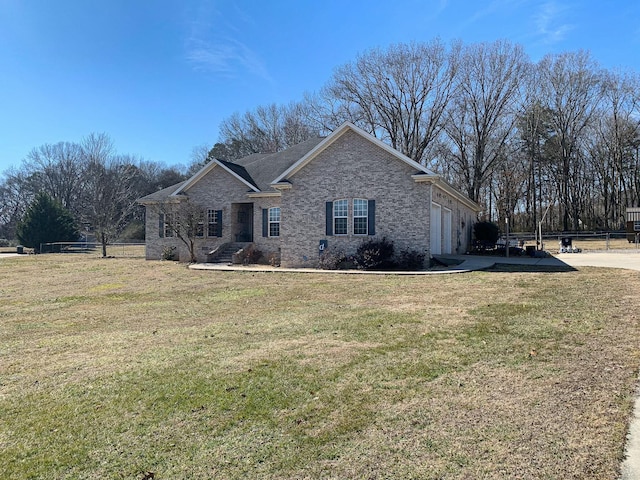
[233,203,254,242]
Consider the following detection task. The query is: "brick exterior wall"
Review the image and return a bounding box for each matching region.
[144,165,281,262]
[279,130,432,267]
[143,127,478,265]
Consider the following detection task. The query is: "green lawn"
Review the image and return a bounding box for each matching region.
[1,255,639,479]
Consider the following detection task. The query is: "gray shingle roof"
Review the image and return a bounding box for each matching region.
[218,160,259,191]
[137,136,325,202]
[234,136,325,192]
[137,181,186,204]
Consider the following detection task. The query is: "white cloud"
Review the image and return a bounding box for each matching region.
[186,37,272,83]
[183,1,272,84]
[534,1,574,44]
[453,0,529,33]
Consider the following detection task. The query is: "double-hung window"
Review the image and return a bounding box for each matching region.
[333,199,348,235]
[159,213,174,238]
[268,207,280,237]
[207,209,218,237]
[207,209,222,237]
[195,215,204,238]
[353,199,368,235]
[326,199,375,236]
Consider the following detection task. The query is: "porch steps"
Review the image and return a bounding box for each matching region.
[208,243,250,263]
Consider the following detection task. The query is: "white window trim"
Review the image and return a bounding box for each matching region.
[163,213,174,238]
[353,198,368,235]
[206,209,218,238]
[268,207,280,237]
[333,199,348,235]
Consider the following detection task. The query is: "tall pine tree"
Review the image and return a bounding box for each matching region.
[17,193,78,252]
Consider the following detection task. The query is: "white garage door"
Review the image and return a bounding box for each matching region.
[443,207,452,254]
[431,202,442,255]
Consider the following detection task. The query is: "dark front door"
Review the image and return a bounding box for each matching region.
[233,203,254,242]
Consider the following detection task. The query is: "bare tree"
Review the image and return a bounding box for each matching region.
[516,63,557,233]
[186,143,213,175]
[218,102,317,159]
[0,168,32,240]
[591,70,640,227]
[441,40,529,205]
[0,133,195,244]
[156,199,205,263]
[80,134,140,257]
[20,141,86,215]
[319,40,460,164]
[538,51,602,230]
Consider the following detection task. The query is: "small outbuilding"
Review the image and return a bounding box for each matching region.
[627,207,640,243]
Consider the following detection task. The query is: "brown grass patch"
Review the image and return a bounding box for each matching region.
[0,255,639,479]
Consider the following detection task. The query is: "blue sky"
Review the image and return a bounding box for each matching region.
[1,0,639,174]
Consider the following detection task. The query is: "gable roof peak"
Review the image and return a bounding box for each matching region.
[271,122,436,185]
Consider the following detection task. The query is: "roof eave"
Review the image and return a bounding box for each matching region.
[437,181,483,212]
[247,191,281,198]
[137,196,185,206]
[411,173,482,212]
[411,173,439,184]
[271,181,292,191]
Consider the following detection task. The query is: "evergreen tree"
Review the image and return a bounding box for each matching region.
[16,192,78,252]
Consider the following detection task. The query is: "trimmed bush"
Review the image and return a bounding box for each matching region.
[162,245,177,261]
[318,247,351,270]
[354,237,395,270]
[395,248,426,271]
[239,245,263,265]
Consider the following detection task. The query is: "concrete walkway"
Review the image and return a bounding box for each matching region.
[190,253,563,274]
[0,253,23,259]
[622,384,640,480]
[190,250,640,274]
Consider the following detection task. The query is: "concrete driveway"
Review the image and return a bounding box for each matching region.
[554,250,640,271]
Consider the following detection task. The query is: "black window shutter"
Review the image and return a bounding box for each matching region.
[262,209,268,237]
[158,213,164,238]
[325,201,333,236]
[216,210,223,237]
[368,200,376,235]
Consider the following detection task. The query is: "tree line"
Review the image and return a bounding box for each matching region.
[2,39,639,247]
[0,133,191,252]
[210,40,640,233]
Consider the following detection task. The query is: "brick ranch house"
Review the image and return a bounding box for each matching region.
[138,122,482,267]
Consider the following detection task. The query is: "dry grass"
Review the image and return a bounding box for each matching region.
[535,236,640,252]
[1,255,639,479]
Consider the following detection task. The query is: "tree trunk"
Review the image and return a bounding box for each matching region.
[101,231,107,258]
